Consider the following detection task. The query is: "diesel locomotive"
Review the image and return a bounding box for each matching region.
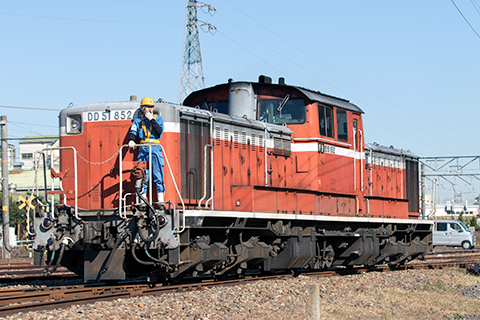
[32,75,432,281]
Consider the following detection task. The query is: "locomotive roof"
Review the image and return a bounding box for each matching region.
[183,80,364,114]
[293,86,363,114]
[365,142,418,158]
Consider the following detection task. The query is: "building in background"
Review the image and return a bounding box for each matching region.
[424,192,479,219]
[8,135,61,194]
[435,201,479,217]
[17,136,59,170]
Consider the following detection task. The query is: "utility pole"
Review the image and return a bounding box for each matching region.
[1,115,10,259]
[178,0,216,104]
[421,163,425,219]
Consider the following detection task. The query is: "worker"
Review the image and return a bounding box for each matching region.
[128,97,165,203]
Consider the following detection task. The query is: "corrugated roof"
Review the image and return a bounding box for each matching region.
[19,135,58,144]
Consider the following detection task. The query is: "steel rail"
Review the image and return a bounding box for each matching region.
[0,251,478,317]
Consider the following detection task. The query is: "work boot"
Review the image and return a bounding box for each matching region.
[157,192,165,209]
[157,192,164,203]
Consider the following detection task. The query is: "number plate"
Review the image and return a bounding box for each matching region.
[85,110,136,122]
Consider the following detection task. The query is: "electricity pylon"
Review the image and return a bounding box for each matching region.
[178,0,216,104]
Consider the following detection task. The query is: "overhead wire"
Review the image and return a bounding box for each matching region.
[217,2,480,154]
[450,0,480,39]
[363,119,452,155]
[215,31,301,86]
[220,0,480,154]
[222,0,480,134]
[0,105,61,111]
[8,122,45,136]
[216,25,467,154]
[9,121,57,129]
[6,2,467,150]
[105,0,182,5]
[471,0,480,16]
[0,12,181,26]
[2,2,479,155]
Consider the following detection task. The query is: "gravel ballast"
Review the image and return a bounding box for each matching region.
[2,268,480,320]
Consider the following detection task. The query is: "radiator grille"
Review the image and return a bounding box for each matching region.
[234,130,239,149]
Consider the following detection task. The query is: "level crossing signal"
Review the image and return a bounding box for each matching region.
[17,194,35,210]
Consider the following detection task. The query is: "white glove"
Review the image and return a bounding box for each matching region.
[128,140,136,149]
[144,111,154,121]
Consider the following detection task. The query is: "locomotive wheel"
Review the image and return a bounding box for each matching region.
[310,243,335,269]
[322,245,335,268]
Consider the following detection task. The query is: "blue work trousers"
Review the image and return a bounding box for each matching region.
[137,145,165,193]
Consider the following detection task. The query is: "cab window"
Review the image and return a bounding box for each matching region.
[337,109,348,142]
[258,98,306,124]
[450,223,463,232]
[318,104,333,138]
[437,223,447,232]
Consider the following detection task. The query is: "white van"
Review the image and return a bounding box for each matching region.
[433,219,476,249]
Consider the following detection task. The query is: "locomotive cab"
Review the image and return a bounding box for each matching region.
[184,75,367,215]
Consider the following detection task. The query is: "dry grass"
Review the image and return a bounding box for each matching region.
[264,268,480,320]
[319,285,480,319]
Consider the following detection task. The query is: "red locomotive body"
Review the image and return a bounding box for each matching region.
[183,77,419,219]
[33,76,431,282]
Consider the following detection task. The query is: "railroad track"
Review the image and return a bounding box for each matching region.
[410,248,480,269]
[0,261,76,282]
[0,276,278,317]
[0,249,479,317]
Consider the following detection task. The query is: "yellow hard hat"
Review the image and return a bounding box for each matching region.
[141,97,154,107]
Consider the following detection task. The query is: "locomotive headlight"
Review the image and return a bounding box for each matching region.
[71,118,81,130]
[41,218,53,230]
[67,115,82,134]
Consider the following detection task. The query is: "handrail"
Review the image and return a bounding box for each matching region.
[359,129,363,192]
[121,192,136,217]
[119,143,186,233]
[119,144,158,218]
[32,142,185,232]
[26,157,40,236]
[160,143,186,233]
[197,144,212,208]
[205,117,214,209]
[264,127,268,186]
[205,141,214,209]
[34,146,78,220]
[356,197,359,216]
[119,144,127,219]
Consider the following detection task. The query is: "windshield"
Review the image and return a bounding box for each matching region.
[258,98,306,124]
[458,221,469,232]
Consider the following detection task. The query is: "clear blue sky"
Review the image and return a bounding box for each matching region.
[1,1,480,158]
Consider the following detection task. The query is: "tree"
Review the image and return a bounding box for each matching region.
[0,192,28,240]
[469,216,479,230]
[458,211,465,223]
